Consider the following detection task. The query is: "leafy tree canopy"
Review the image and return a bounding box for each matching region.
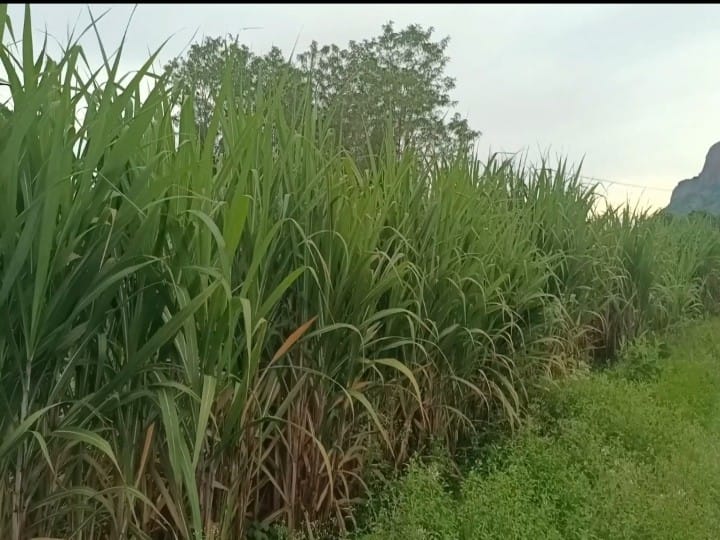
[164,21,480,162]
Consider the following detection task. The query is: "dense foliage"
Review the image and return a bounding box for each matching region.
[2,6,719,539]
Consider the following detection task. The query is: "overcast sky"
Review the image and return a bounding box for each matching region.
[6,4,720,210]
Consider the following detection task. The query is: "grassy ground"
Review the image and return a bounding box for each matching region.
[355,319,720,539]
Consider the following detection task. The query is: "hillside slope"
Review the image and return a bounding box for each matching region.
[667,142,720,214]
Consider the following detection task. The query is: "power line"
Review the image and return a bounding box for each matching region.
[533,166,675,193]
[578,175,674,192]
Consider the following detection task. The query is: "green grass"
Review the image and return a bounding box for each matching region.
[357,319,720,539]
[2,5,720,539]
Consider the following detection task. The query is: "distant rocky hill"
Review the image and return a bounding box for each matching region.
[666,142,720,215]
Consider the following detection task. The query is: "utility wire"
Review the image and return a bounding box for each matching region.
[531,165,675,193]
[579,175,674,192]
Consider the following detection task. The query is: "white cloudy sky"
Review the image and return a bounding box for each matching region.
[6,4,720,210]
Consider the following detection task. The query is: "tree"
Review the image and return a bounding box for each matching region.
[297,21,479,163]
[164,21,480,163]
[164,36,303,140]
